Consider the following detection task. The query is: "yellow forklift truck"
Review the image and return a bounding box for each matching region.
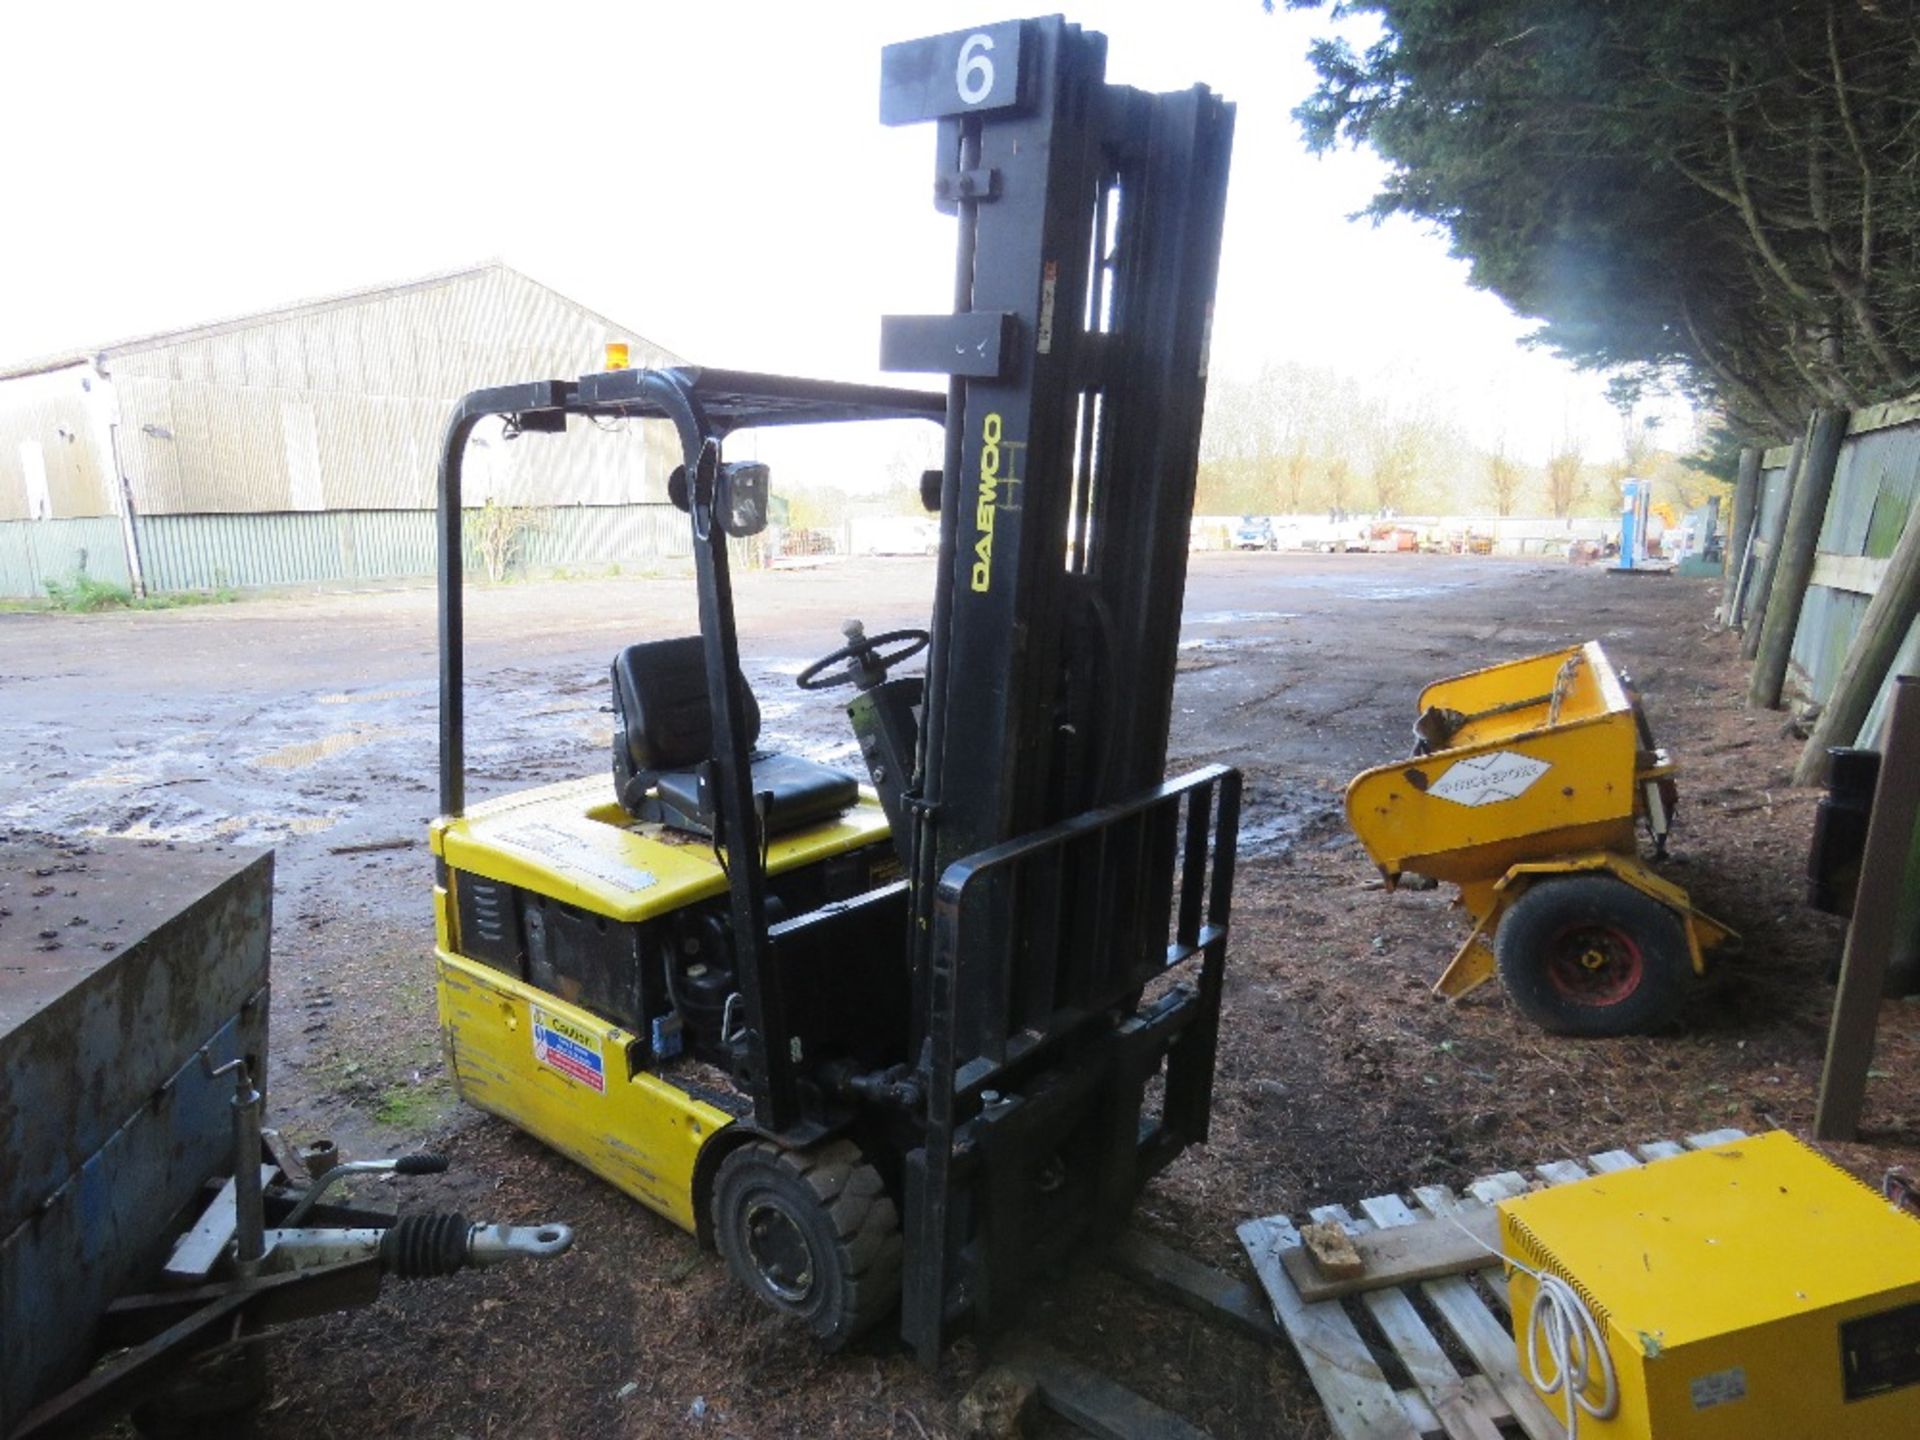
[429,17,1238,1361]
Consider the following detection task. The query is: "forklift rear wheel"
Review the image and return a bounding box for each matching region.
[713,1138,902,1349]
[1495,876,1690,1036]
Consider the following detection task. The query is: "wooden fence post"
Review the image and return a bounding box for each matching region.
[1815,676,1920,1140]
[1794,501,1920,785]
[1749,407,1848,708]
[1741,429,1805,659]
[1720,446,1761,627]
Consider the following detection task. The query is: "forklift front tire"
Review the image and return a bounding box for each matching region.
[712,1138,902,1349]
[1495,876,1691,1037]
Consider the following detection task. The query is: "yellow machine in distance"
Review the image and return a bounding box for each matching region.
[1497,1132,1920,1437]
[1346,642,1733,1034]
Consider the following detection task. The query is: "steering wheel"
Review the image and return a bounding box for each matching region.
[794,628,931,691]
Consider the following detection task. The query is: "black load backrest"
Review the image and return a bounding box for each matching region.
[611,636,762,777]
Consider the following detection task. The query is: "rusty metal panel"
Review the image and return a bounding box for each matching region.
[0,841,272,1430]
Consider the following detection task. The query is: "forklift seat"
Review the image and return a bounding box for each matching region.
[611,636,859,836]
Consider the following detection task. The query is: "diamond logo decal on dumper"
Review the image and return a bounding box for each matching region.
[1427,750,1550,807]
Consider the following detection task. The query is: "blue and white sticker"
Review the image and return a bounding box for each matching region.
[531,1004,606,1094]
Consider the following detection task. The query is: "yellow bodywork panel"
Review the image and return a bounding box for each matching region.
[435,942,730,1231]
[427,775,894,1231]
[430,774,894,922]
[1498,1132,1920,1437]
[1346,641,1642,887]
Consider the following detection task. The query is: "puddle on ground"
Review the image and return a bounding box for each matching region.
[73,771,149,789]
[1186,611,1301,625]
[1177,636,1251,652]
[1356,585,1454,602]
[317,687,427,706]
[1236,810,1313,858]
[252,726,404,771]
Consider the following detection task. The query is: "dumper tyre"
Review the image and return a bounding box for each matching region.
[1496,876,1690,1036]
[713,1138,902,1349]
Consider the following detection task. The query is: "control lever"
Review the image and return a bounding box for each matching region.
[282,1152,449,1226]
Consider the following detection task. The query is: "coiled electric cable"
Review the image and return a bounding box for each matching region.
[1443,1210,1618,1439]
[1522,1268,1618,1438]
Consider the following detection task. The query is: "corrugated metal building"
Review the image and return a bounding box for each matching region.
[0,264,685,596]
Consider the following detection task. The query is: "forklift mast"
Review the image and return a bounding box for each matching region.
[878,18,1237,1359]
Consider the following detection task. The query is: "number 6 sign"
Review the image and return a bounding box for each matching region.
[880,21,1026,125]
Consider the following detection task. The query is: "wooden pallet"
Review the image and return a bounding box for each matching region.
[1236,1129,1749,1440]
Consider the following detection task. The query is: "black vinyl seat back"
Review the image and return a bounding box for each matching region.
[611,636,857,837]
[613,636,760,775]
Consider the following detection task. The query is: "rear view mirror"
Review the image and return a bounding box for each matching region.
[718,462,770,537]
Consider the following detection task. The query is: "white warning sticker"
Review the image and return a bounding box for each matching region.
[1427,750,1551,807]
[494,821,657,893]
[1689,1366,1747,1410]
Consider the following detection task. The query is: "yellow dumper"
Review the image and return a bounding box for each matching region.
[1346,641,1734,1035]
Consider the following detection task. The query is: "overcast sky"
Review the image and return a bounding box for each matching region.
[2,2,1676,469]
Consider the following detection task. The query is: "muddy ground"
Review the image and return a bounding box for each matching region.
[3,551,1913,1438]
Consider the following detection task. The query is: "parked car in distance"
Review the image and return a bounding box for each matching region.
[1234,516,1277,550]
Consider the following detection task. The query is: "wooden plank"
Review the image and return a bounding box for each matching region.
[1397,1389,1442,1438]
[1313,1205,1504,1440]
[1532,1160,1590,1187]
[1406,1188,1563,1440]
[1685,1128,1748,1149]
[1106,1231,1280,1344]
[1753,407,1848,708]
[1795,503,1920,783]
[1238,1216,1419,1440]
[1009,1345,1215,1440]
[1809,551,1890,598]
[1465,1172,1528,1206]
[1635,1140,1686,1161]
[1744,429,1804,658]
[1819,677,1920,1138]
[1586,1149,1641,1174]
[1279,1208,1502,1302]
[1845,393,1920,438]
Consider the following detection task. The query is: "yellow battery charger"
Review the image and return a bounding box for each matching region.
[1497,1131,1920,1438]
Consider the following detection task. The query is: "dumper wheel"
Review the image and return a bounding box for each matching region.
[1496,876,1690,1036]
[713,1138,902,1349]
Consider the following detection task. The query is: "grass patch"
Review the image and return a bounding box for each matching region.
[375,1078,451,1132]
[41,574,239,612]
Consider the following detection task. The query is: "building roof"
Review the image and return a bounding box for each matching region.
[0,262,678,382]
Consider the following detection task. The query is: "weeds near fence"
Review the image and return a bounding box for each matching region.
[38,574,239,613]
